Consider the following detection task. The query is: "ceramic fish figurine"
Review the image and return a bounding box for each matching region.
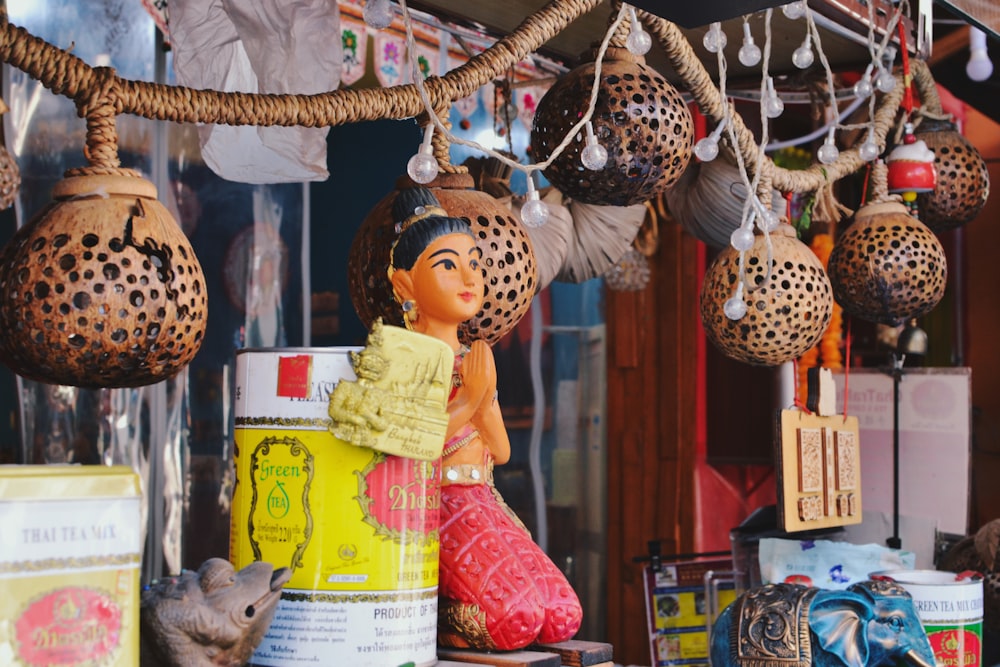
[140,558,291,667]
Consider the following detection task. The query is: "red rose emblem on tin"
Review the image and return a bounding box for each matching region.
[930,628,981,667]
[357,453,440,544]
[15,587,122,665]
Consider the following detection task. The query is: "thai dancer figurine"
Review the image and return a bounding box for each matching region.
[387,186,582,650]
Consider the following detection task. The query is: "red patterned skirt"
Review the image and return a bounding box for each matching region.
[438,479,582,650]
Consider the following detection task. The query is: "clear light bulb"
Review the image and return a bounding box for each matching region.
[363,0,394,29]
[792,34,814,69]
[521,175,549,228]
[739,22,761,67]
[875,66,897,93]
[724,293,748,320]
[756,206,781,232]
[703,22,727,54]
[967,28,993,81]
[764,77,784,119]
[581,121,608,170]
[858,129,879,162]
[694,118,727,162]
[817,129,839,165]
[694,136,719,162]
[853,64,874,99]
[626,7,653,56]
[782,0,807,20]
[406,125,439,184]
[730,226,755,252]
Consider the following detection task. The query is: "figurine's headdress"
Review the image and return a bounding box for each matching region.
[392,186,449,235]
[387,187,474,274]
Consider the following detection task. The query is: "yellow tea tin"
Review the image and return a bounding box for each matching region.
[231,348,441,667]
[0,465,142,667]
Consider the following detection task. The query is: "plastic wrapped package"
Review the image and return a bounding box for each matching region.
[170,0,343,183]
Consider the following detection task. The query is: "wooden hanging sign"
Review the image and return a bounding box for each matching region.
[775,368,862,532]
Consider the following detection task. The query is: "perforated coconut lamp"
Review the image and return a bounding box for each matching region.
[0,95,20,211]
[0,2,944,379]
[0,68,207,388]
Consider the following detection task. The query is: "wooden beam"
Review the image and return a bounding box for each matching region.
[929,26,971,66]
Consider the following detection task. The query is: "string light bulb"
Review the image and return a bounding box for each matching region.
[363,0,394,29]
[520,174,550,228]
[581,121,608,170]
[738,21,762,67]
[406,124,439,184]
[626,6,652,56]
[853,64,874,99]
[754,200,781,232]
[792,33,814,69]
[817,127,839,165]
[703,22,727,54]
[875,66,896,93]
[730,224,755,252]
[693,117,728,162]
[764,76,784,119]
[966,27,994,82]
[782,1,807,20]
[858,128,879,162]
[724,283,748,320]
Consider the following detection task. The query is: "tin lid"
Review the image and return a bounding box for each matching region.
[0,464,141,499]
[870,569,983,585]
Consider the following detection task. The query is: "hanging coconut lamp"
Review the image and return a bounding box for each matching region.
[913,116,990,232]
[700,225,834,366]
[826,200,947,326]
[0,97,20,210]
[348,172,537,347]
[530,47,693,207]
[0,84,206,388]
[0,172,207,387]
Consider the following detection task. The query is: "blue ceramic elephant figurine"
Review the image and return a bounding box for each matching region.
[710,580,936,667]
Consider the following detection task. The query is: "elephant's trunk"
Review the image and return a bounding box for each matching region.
[902,647,936,667]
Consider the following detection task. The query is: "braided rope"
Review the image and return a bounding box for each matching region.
[638,8,910,195]
[0,0,600,132]
[0,0,928,196]
[868,159,897,204]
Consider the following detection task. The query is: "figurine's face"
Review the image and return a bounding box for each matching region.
[407,233,484,326]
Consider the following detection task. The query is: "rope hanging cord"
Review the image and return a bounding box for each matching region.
[0,0,600,131]
[0,0,919,193]
[636,7,912,195]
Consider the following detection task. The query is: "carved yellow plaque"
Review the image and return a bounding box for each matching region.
[328,319,452,461]
[776,409,863,532]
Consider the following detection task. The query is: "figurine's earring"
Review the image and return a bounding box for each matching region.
[402,300,417,329]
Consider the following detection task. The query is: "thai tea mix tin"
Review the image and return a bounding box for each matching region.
[873,569,984,667]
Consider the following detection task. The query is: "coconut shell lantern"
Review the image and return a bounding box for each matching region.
[530,47,694,207]
[0,174,207,388]
[914,117,990,232]
[348,173,536,347]
[700,226,834,366]
[826,201,947,326]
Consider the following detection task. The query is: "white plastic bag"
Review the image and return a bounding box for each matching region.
[170,0,342,183]
[759,538,917,590]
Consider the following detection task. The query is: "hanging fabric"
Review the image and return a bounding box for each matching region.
[170,0,343,184]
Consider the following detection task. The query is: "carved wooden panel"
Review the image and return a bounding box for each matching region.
[776,410,862,532]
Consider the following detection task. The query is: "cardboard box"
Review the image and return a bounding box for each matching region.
[0,465,142,666]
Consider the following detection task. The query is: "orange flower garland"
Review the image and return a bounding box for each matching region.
[797,232,843,401]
